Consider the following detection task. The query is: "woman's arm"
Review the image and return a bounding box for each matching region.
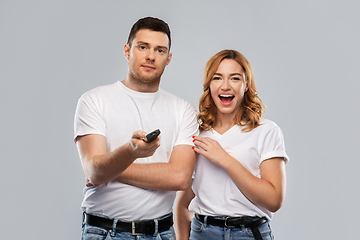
[175,179,195,240]
[193,136,286,212]
[224,156,286,212]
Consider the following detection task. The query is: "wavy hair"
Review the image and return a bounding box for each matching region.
[198,49,265,132]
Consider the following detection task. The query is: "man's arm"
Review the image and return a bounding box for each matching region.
[115,144,196,191]
[76,131,160,186]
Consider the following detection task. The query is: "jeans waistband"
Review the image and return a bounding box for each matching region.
[195,213,267,228]
[84,212,173,236]
[195,214,268,240]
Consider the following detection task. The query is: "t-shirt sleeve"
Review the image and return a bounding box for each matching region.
[174,101,199,147]
[260,125,289,163]
[73,93,106,141]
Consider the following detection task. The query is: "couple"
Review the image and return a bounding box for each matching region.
[74,17,289,240]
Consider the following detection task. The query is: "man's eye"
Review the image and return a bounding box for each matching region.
[139,46,146,50]
[157,49,165,54]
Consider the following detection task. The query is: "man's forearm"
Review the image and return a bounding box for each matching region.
[116,162,192,191]
[116,145,196,191]
[85,142,142,186]
[78,131,161,186]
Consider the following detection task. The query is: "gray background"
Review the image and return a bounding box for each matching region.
[1,0,359,239]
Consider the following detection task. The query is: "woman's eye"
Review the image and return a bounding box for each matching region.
[231,77,241,81]
[212,77,221,80]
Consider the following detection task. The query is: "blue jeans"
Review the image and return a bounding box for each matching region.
[81,213,175,240]
[189,216,274,240]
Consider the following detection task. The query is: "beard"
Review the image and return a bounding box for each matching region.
[128,63,165,87]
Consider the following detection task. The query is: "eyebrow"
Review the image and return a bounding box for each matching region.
[213,73,243,77]
[136,41,169,50]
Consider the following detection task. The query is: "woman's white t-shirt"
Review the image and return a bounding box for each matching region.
[189,119,289,220]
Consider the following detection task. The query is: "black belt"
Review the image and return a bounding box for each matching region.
[84,212,173,235]
[195,214,268,240]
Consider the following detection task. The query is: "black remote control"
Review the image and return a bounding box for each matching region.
[144,129,161,143]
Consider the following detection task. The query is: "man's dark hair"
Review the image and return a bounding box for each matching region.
[127,17,171,50]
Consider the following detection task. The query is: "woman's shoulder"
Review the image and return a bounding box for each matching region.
[257,118,282,132]
[260,118,278,126]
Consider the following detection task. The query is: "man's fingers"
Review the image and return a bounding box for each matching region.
[130,130,161,158]
[133,130,147,140]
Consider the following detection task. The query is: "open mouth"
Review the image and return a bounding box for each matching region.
[219,94,234,104]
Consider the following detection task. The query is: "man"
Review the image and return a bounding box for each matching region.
[74,17,198,239]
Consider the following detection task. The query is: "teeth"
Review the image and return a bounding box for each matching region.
[219,94,233,97]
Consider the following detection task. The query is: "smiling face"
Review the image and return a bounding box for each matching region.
[210,59,248,120]
[123,29,172,92]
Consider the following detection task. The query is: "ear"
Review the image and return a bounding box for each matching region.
[165,52,172,66]
[124,44,130,61]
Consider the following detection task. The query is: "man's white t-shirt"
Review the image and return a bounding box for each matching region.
[189,119,289,220]
[74,81,199,221]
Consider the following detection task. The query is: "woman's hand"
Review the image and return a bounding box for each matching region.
[192,136,232,169]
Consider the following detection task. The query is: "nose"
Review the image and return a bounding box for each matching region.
[220,79,231,90]
[146,49,155,61]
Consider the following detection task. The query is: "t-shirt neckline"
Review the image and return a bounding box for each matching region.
[115,81,161,99]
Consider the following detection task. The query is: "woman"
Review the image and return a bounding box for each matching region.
[175,49,289,240]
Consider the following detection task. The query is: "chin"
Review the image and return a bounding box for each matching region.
[138,74,160,84]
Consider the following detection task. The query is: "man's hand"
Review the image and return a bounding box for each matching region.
[128,130,161,158]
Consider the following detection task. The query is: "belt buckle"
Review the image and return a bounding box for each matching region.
[131,221,144,236]
[224,216,235,228]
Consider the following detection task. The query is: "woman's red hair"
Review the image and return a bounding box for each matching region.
[198,49,265,132]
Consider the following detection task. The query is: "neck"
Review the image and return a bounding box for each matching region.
[122,75,160,93]
[213,113,236,132]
